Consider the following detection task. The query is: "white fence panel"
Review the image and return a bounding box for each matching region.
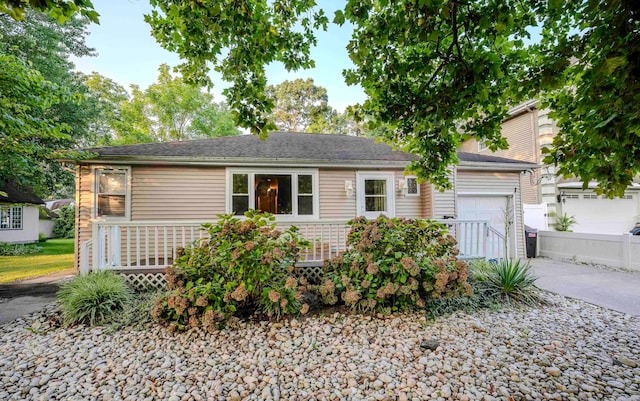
[538,231,640,271]
[523,203,548,230]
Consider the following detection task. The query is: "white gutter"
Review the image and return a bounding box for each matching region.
[558,182,640,190]
[507,99,538,116]
[458,161,539,172]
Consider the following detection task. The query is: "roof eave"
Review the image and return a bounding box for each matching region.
[458,160,540,171]
[74,155,414,168]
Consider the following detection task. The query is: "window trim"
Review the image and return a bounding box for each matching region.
[0,205,23,230]
[478,139,488,152]
[92,166,132,221]
[225,168,320,221]
[356,172,396,218]
[405,176,420,197]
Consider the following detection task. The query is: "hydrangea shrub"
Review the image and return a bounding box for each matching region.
[320,216,471,312]
[152,211,310,331]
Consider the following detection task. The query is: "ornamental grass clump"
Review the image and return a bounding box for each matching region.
[486,259,542,306]
[321,216,472,313]
[152,211,311,331]
[57,271,133,327]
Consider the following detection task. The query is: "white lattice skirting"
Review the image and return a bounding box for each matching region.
[118,265,324,292]
[121,272,167,291]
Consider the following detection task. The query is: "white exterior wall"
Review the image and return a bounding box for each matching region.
[39,219,55,239]
[0,205,40,244]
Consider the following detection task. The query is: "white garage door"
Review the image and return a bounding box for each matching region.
[458,196,511,259]
[562,191,639,234]
[458,196,508,234]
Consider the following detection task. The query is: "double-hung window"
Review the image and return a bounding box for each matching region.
[0,206,23,230]
[228,169,318,220]
[95,167,130,219]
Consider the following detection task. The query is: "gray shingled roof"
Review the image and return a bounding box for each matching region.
[458,151,536,165]
[86,132,535,167]
[87,132,418,163]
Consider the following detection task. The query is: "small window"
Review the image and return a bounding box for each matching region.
[95,168,129,218]
[406,177,419,196]
[478,139,488,151]
[297,174,314,215]
[232,173,249,215]
[0,206,23,230]
[583,194,599,199]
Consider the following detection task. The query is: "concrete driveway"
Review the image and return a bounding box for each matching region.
[528,258,640,316]
[0,269,75,324]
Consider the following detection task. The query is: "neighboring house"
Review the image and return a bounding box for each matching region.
[39,208,58,239]
[71,132,535,274]
[459,101,640,234]
[0,181,45,244]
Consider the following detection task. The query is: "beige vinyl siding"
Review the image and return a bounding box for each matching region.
[131,166,225,220]
[319,169,357,220]
[456,169,525,258]
[394,171,427,218]
[76,165,93,269]
[520,174,539,204]
[421,182,433,218]
[460,111,539,164]
[431,170,456,219]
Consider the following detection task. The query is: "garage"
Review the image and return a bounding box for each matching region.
[561,190,639,234]
[457,195,516,259]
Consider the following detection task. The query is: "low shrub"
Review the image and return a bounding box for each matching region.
[58,271,133,327]
[53,206,75,238]
[320,216,472,313]
[106,290,163,333]
[0,242,42,256]
[486,259,542,305]
[152,211,310,331]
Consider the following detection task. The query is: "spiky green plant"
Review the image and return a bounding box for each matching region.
[487,259,542,305]
[58,271,133,327]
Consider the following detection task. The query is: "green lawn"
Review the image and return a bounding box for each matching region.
[0,239,75,283]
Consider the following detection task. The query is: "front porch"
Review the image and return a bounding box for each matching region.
[80,219,507,275]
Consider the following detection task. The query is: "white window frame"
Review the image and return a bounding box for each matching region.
[405,176,420,196]
[478,139,488,152]
[0,206,23,230]
[226,168,320,221]
[356,172,396,219]
[93,166,132,221]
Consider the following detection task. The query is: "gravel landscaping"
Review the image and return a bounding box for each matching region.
[1,295,639,401]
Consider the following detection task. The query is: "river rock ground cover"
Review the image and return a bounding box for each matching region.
[0,294,639,401]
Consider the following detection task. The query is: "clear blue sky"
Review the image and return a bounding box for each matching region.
[72,0,366,111]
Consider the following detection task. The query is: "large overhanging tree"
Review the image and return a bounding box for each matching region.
[143,0,640,196]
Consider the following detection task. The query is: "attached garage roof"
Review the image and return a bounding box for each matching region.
[82,132,536,170]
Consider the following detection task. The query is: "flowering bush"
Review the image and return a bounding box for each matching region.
[321,216,471,312]
[152,211,311,331]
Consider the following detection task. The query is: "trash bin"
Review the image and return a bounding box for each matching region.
[525,225,537,258]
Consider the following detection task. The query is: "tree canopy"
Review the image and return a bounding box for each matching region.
[85,65,240,146]
[146,0,640,196]
[0,0,98,23]
[266,77,366,136]
[0,11,96,197]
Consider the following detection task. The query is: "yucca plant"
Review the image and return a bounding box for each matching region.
[58,271,133,327]
[487,259,542,306]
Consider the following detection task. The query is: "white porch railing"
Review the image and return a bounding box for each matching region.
[82,219,506,273]
[89,220,350,272]
[434,219,506,260]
